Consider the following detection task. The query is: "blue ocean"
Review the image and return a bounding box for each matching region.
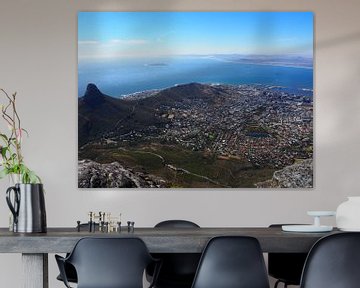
[78,56,313,97]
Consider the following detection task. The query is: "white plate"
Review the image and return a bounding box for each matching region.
[307,211,336,217]
[282,225,333,232]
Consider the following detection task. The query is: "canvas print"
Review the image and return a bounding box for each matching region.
[78,12,313,188]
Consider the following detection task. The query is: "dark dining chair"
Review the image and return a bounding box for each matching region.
[56,223,99,284]
[191,236,270,288]
[55,237,160,288]
[268,224,308,288]
[147,220,201,288]
[300,232,360,288]
[56,262,77,284]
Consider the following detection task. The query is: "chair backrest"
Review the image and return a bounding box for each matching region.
[268,224,308,285]
[67,237,154,288]
[151,220,201,285]
[191,236,270,288]
[300,232,360,288]
[155,220,200,228]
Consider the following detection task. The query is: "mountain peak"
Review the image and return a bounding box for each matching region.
[83,83,105,107]
[85,83,102,96]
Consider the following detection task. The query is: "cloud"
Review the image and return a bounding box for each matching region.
[78,38,153,60]
[109,39,148,45]
[78,40,99,45]
[78,39,148,47]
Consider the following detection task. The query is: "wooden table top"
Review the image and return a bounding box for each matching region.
[0,227,339,253]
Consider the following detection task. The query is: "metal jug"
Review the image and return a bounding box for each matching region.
[6,183,47,233]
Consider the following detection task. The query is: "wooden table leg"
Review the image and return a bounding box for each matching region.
[22,253,48,288]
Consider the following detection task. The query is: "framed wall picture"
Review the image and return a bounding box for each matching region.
[78,12,313,188]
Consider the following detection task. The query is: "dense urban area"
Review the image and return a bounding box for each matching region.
[78,83,313,188]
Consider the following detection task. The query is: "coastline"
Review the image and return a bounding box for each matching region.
[118,82,314,99]
[78,82,314,99]
[78,56,313,98]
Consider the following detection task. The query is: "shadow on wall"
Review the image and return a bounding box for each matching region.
[317,31,360,49]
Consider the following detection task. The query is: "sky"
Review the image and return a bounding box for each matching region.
[78,12,313,60]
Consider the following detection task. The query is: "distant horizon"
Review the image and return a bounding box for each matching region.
[78,52,313,62]
[78,12,313,60]
[78,12,313,97]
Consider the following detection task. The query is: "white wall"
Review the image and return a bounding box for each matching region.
[0,0,360,287]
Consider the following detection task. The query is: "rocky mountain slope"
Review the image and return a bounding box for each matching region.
[78,83,228,146]
[78,159,166,188]
[255,159,313,188]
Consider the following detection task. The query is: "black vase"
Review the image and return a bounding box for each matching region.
[6,183,47,233]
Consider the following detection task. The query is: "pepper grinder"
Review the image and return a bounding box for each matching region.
[88,212,93,232]
[77,221,81,232]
